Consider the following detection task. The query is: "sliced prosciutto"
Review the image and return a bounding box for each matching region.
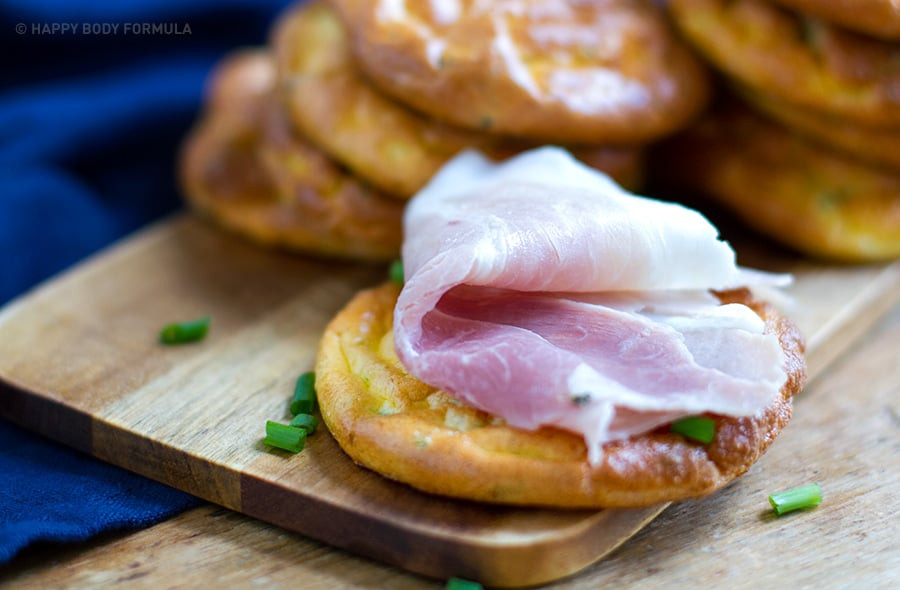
[393,147,789,463]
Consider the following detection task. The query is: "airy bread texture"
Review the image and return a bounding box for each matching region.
[739,85,900,171]
[668,0,900,128]
[329,0,710,143]
[767,0,900,40]
[653,100,900,262]
[273,1,645,198]
[315,282,806,508]
[180,51,403,260]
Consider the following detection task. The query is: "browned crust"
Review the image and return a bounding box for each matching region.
[272,1,645,197]
[315,282,806,508]
[652,99,900,262]
[768,0,900,40]
[179,50,404,261]
[739,84,900,171]
[668,0,900,128]
[328,0,710,144]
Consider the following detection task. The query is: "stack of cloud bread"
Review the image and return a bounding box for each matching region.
[180,0,712,262]
[656,0,900,262]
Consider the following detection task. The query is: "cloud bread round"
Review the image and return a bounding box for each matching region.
[766,0,900,40]
[652,100,900,262]
[272,1,645,198]
[314,282,806,508]
[740,85,900,171]
[667,0,900,128]
[327,0,710,144]
[180,50,403,261]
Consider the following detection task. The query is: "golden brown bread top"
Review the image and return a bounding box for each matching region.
[328,0,710,144]
[179,50,404,261]
[667,0,900,128]
[315,282,806,508]
[767,0,900,40]
[651,99,900,262]
[273,1,645,197]
[272,1,488,199]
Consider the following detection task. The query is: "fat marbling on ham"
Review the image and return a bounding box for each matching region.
[393,147,789,463]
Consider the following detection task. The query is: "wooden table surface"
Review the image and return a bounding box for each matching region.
[2,301,897,589]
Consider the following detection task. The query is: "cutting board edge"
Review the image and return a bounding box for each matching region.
[804,262,900,380]
[240,468,670,587]
[0,378,93,454]
[2,214,899,587]
[0,375,664,588]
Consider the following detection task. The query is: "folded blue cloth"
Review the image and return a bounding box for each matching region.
[0,0,293,563]
[0,420,201,563]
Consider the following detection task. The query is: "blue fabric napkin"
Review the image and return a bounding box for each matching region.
[0,0,293,563]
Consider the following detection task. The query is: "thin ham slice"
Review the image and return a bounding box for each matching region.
[394,147,789,463]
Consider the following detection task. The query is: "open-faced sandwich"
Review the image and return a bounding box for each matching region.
[315,147,807,508]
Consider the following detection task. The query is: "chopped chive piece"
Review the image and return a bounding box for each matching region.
[768,483,822,516]
[571,393,591,406]
[290,371,317,415]
[159,316,210,345]
[446,578,483,590]
[264,421,306,453]
[289,413,318,435]
[670,416,716,444]
[389,259,404,284]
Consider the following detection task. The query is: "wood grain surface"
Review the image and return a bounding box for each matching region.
[3,298,898,590]
[0,213,898,587]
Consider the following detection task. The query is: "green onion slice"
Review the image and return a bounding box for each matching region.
[670,416,716,444]
[289,413,318,435]
[264,421,306,453]
[159,316,210,345]
[768,483,822,516]
[389,259,404,285]
[290,371,317,415]
[445,578,483,590]
[570,393,591,406]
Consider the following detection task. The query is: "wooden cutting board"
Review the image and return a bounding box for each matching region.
[1,213,898,587]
